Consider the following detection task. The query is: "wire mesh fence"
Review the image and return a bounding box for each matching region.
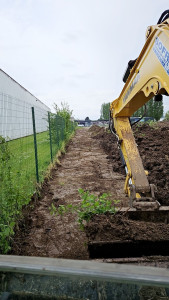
[0,94,76,253]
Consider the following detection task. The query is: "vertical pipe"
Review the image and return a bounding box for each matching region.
[31,107,39,183]
[48,112,53,162]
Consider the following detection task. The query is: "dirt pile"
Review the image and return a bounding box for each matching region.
[134,122,169,205]
[86,214,169,242]
[92,122,169,206]
[88,124,106,138]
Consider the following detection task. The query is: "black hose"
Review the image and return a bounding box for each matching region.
[131,105,147,127]
[157,10,169,24]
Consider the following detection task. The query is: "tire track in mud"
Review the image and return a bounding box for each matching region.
[12,128,126,259]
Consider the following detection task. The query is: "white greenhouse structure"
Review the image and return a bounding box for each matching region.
[0,68,50,140]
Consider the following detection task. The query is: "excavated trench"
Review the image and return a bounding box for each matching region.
[89,240,169,259]
[12,123,169,267]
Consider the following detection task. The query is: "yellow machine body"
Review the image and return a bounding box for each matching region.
[110,18,169,210]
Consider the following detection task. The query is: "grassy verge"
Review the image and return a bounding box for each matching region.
[0,128,75,253]
[8,131,51,195]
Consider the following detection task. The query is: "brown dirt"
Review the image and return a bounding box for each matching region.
[12,123,169,266]
[12,128,126,258]
[91,121,169,206]
[134,122,169,205]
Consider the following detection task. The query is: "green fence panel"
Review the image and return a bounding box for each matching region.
[0,100,76,253]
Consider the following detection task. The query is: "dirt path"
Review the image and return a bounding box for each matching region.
[12,128,126,258]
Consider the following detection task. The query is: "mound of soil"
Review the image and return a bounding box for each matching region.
[86,213,169,242]
[134,122,169,205]
[88,124,106,138]
[92,122,169,206]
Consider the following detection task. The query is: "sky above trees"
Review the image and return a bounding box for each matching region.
[0,0,169,119]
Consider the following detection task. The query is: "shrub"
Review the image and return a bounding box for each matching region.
[164,111,169,121]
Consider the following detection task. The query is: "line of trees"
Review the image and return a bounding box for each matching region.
[100,102,110,120]
[100,98,164,121]
[133,98,163,121]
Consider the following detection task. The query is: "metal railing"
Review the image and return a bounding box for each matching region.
[1,256,169,299]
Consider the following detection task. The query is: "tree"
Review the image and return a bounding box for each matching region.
[52,102,73,140]
[54,102,73,130]
[152,99,163,121]
[100,103,110,120]
[164,111,169,121]
[132,106,145,117]
[132,97,163,121]
[85,117,90,121]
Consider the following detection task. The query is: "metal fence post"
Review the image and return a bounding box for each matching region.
[62,118,65,141]
[59,117,62,142]
[31,107,39,183]
[48,112,53,162]
[56,115,60,147]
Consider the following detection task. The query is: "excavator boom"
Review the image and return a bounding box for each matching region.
[110,11,169,210]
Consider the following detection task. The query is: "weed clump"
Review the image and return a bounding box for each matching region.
[50,189,119,229]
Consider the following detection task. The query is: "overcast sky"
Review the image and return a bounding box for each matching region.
[0,0,169,119]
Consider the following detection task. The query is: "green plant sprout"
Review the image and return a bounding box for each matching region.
[50,189,120,229]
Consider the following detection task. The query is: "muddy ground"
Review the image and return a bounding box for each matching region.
[12,122,169,267]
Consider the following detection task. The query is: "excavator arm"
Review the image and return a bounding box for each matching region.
[110,10,169,210]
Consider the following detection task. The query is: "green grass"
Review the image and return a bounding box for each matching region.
[0,131,61,253]
[0,122,76,253]
[8,131,52,196]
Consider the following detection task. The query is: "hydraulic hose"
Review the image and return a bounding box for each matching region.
[157,10,169,24]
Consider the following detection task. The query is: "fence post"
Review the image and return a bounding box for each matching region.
[48,112,53,162]
[31,107,39,183]
[62,118,65,141]
[56,115,60,147]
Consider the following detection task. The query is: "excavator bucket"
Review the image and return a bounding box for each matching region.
[118,206,169,223]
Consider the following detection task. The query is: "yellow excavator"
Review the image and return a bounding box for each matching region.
[109,10,169,211]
